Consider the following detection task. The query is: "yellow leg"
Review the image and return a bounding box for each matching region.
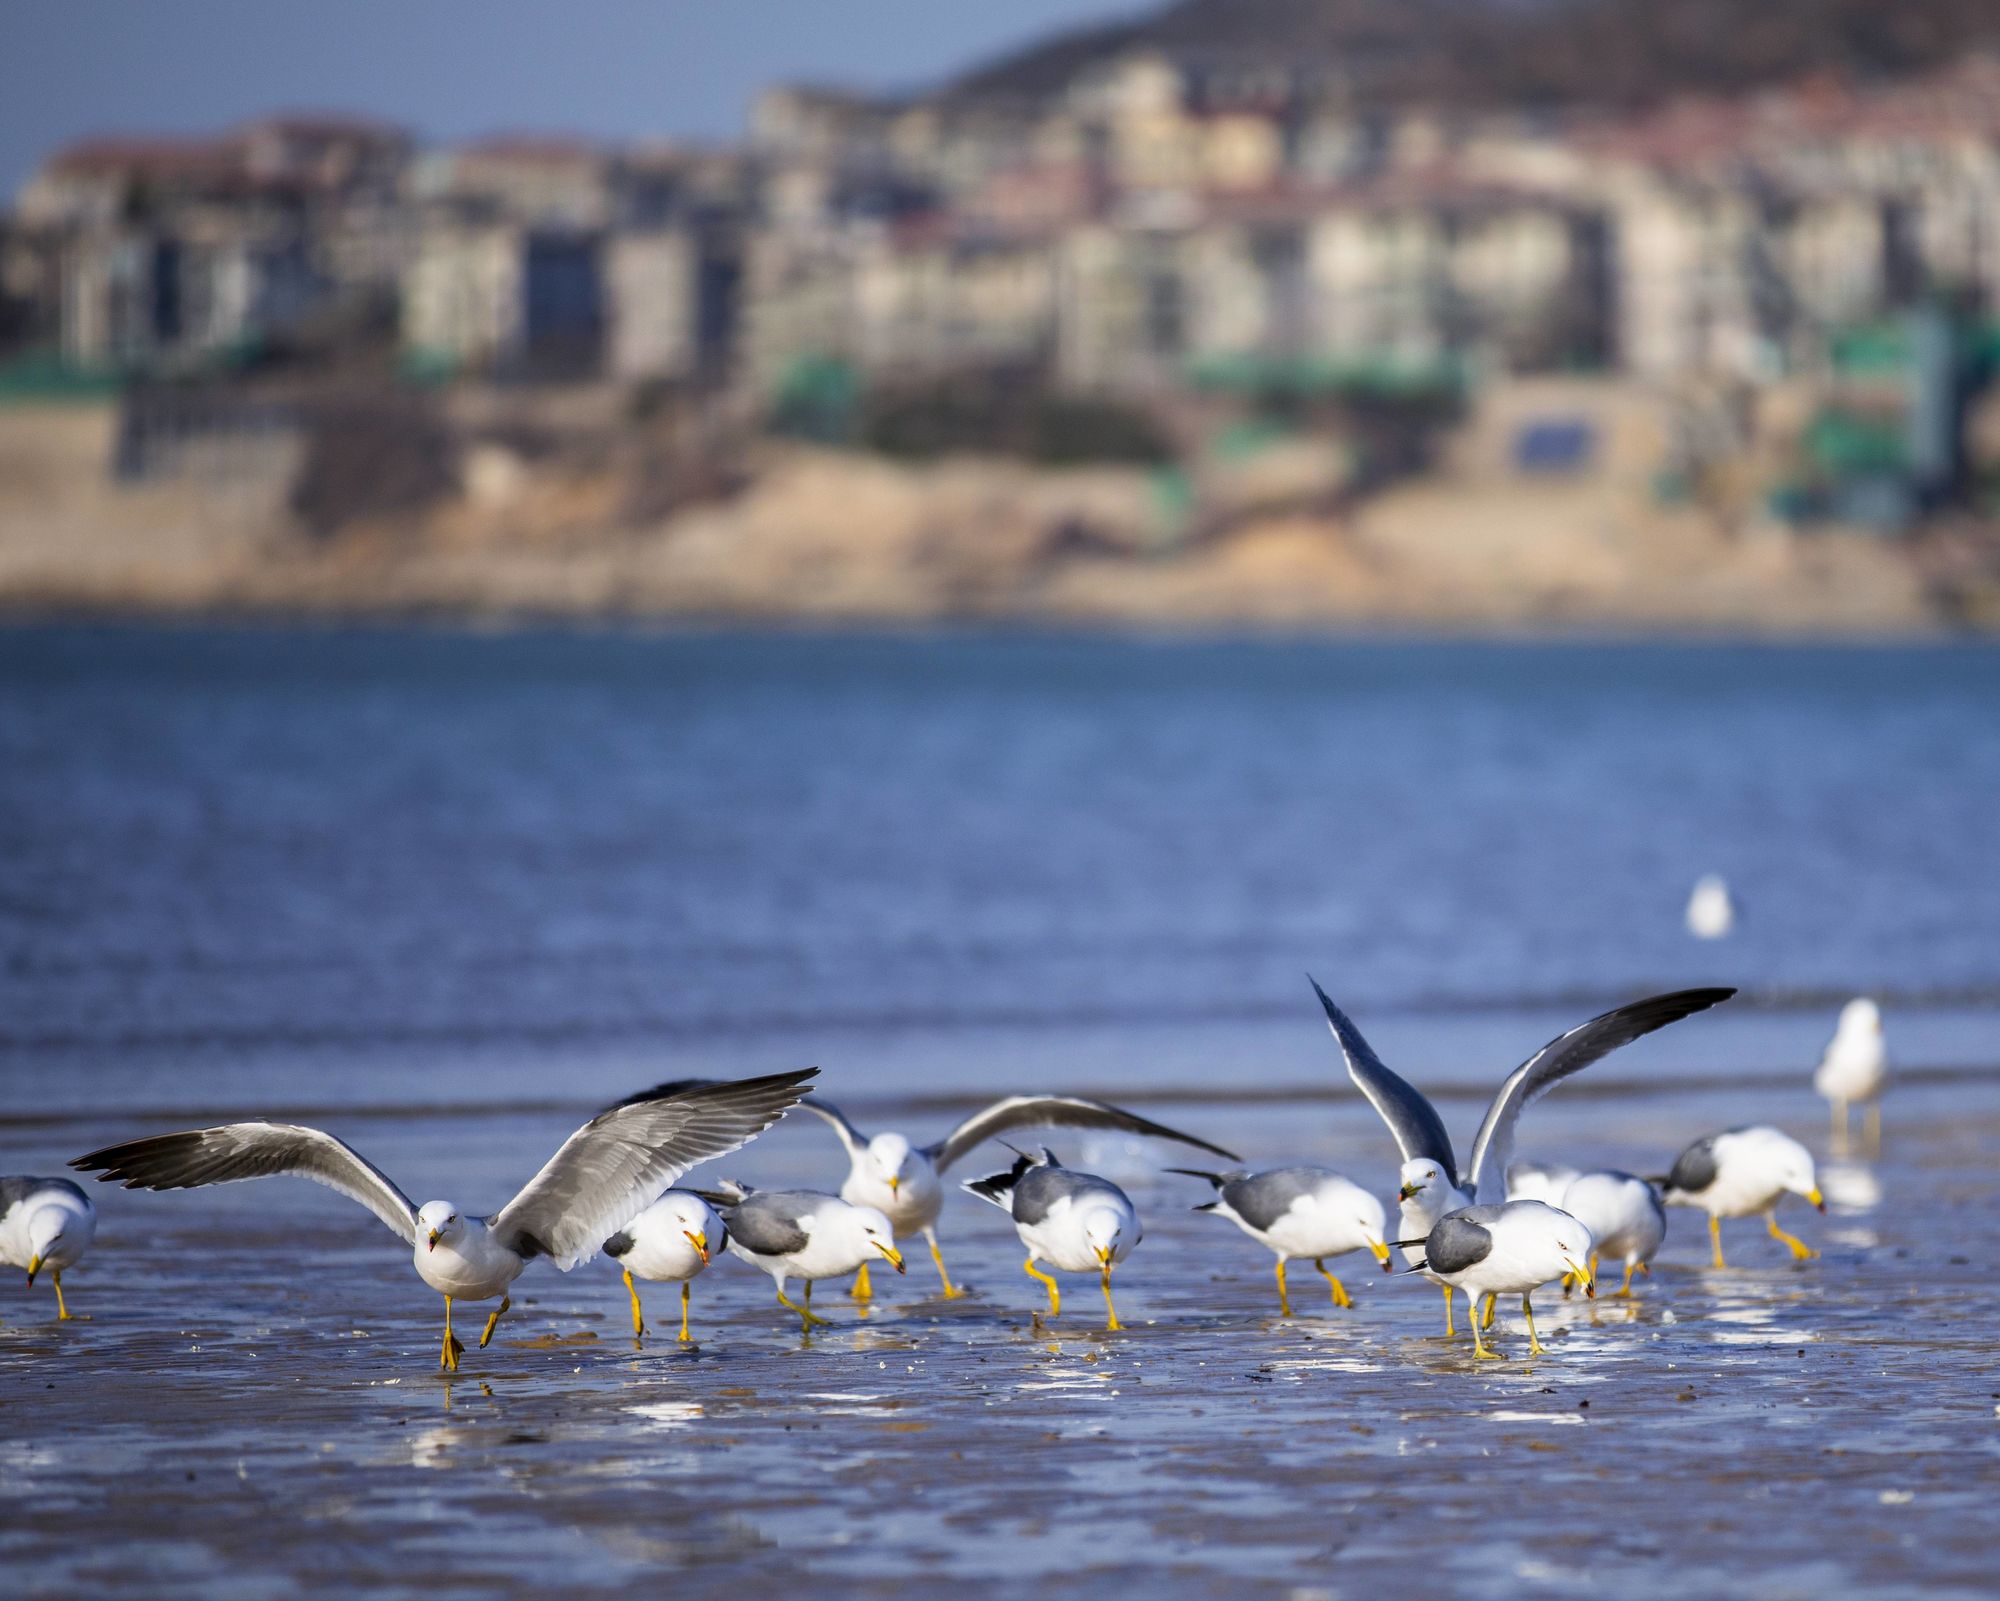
[1481,1293,1496,1330]
[1523,1293,1545,1355]
[1864,1102,1882,1157]
[53,1268,70,1322]
[1315,1259,1350,1310]
[1767,1211,1818,1261]
[928,1233,963,1299]
[623,1268,646,1340]
[1274,1259,1292,1316]
[1616,1260,1638,1297]
[850,1261,873,1302]
[440,1296,463,1372]
[1442,1283,1456,1337]
[1709,1213,1727,1269]
[1024,1256,1061,1317]
[1830,1096,1848,1154]
[1100,1263,1121,1332]
[777,1285,830,1332]
[1470,1300,1499,1359]
[478,1295,510,1349]
[679,1281,692,1342]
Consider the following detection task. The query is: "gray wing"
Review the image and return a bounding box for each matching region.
[923,1095,1237,1173]
[722,1191,817,1257]
[1665,1137,1720,1196]
[1425,1209,1496,1275]
[1220,1168,1323,1233]
[1463,988,1734,1196]
[1311,978,1459,1181]
[798,1100,870,1160]
[71,1123,419,1244]
[490,1068,815,1270]
[1012,1165,1124,1226]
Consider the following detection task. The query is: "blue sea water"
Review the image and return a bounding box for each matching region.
[2,625,1996,1117]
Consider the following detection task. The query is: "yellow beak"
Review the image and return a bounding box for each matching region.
[877,1242,906,1273]
[1569,1259,1596,1298]
[1369,1240,1393,1270]
[1398,1183,1422,1202]
[1094,1245,1114,1267]
[886,1175,900,1196]
[26,1253,41,1285]
[684,1229,711,1265]
[1808,1187,1826,1212]
[426,1229,441,1250]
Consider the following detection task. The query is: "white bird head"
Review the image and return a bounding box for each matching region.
[848,1204,906,1274]
[24,1207,71,1283]
[659,1192,717,1263]
[865,1132,913,1195]
[1397,1158,1451,1204]
[417,1200,464,1251]
[1775,1147,1825,1211]
[1838,997,1881,1036]
[1082,1205,1128,1266]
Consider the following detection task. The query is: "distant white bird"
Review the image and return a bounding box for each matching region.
[1658,1125,1823,1268]
[965,1150,1138,1331]
[1505,1160,1581,1207]
[706,1183,905,1334]
[1,1176,97,1321]
[1173,1166,1392,1314]
[1686,875,1735,939]
[72,1069,815,1370]
[602,1190,723,1344]
[1401,1200,1596,1359]
[1814,998,1888,1155]
[1559,1170,1667,1296]
[1314,978,1733,1337]
[801,1095,1233,1301]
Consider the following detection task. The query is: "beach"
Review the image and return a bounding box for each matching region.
[2,626,1996,1597]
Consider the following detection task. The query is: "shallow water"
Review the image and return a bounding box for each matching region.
[2,627,1997,1596]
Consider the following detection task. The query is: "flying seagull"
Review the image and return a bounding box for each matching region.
[1,1176,97,1321]
[71,1068,816,1370]
[801,1095,1234,1301]
[1311,978,1733,1335]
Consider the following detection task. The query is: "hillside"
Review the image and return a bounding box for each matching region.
[948,0,2000,111]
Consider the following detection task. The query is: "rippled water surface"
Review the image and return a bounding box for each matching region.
[2,626,1996,1597]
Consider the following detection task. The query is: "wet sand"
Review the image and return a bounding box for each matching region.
[3,1078,1995,1599]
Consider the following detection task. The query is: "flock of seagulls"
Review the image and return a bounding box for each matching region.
[3,980,1890,1368]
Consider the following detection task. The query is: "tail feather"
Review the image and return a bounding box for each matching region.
[964,1150,1038,1209]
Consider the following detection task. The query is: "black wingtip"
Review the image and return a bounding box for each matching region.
[1164,1167,1225,1188]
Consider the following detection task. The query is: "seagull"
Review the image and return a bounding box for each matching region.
[964,1149,1138,1331]
[1171,1166,1392,1315]
[1399,1200,1596,1359]
[602,1190,724,1344]
[1312,978,1734,1337]
[1505,1160,1581,1206]
[1,1176,97,1321]
[70,1068,816,1370]
[1814,998,1888,1155]
[800,1095,1235,1301]
[1657,1126,1823,1268]
[703,1182,905,1334]
[1686,875,1735,939]
[1557,1170,1667,1296]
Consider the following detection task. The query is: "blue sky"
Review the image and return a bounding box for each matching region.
[0,0,1153,197]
